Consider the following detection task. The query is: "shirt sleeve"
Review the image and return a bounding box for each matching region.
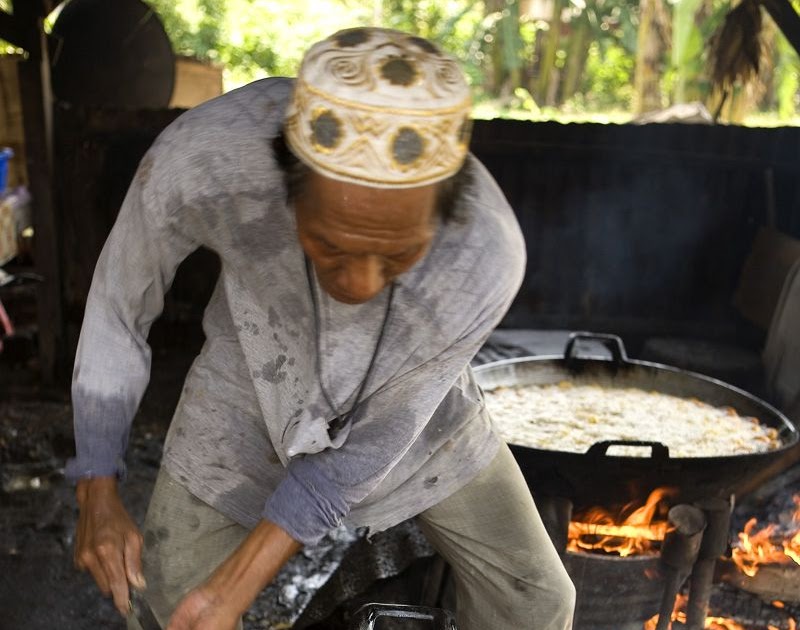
[263,249,525,545]
[65,148,198,481]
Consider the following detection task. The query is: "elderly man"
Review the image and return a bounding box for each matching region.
[68,27,575,630]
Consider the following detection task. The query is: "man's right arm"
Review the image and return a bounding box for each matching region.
[67,147,198,482]
[67,140,199,614]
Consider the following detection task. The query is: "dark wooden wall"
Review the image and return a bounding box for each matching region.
[472,120,800,345]
[54,110,800,361]
[55,104,216,356]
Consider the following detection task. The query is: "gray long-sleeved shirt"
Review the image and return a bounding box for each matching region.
[66,78,526,545]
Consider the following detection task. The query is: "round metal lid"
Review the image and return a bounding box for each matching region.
[50,0,175,108]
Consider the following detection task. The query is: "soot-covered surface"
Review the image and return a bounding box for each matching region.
[0,341,365,630]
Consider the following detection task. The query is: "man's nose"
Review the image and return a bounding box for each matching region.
[336,255,385,301]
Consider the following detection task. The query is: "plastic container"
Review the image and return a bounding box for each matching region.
[0,148,13,196]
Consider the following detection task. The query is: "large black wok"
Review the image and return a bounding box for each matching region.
[474,333,798,509]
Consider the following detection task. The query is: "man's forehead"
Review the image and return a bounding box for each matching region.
[302,172,436,242]
[306,172,436,228]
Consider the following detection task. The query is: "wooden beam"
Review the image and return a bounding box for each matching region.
[762,0,800,59]
[0,10,28,50]
[13,2,65,385]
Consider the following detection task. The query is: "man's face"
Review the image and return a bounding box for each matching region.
[295,171,438,305]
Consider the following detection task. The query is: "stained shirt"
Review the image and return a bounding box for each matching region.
[65,78,526,545]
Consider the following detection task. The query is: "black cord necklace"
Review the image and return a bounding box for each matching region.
[304,255,395,437]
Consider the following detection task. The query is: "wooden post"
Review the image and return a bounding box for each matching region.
[13,0,64,385]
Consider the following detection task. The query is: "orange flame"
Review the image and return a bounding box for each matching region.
[643,594,800,630]
[731,494,800,577]
[568,488,674,557]
[644,594,799,629]
[644,595,747,630]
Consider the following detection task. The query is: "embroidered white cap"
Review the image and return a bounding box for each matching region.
[285,27,472,188]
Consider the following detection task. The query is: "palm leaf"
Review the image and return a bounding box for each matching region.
[709,0,764,91]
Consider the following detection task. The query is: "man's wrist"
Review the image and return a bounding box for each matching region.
[75,475,118,505]
[206,519,302,615]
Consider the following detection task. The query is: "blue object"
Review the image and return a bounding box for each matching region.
[0,148,13,196]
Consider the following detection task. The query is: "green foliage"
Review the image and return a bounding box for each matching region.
[671,0,704,102]
[671,0,703,69]
[0,41,21,55]
[0,0,21,53]
[580,41,634,109]
[668,0,731,104]
[147,0,359,84]
[135,0,796,123]
[145,0,484,89]
[581,0,641,54]
[498,0,523,74]
[774,15,800,120]
[378,0,486,89]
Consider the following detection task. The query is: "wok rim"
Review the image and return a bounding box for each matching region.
[474,354,799,460]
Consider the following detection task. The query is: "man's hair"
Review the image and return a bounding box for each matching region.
[272,132,473,224]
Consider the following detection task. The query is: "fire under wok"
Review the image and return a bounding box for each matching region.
[473,333,798,509]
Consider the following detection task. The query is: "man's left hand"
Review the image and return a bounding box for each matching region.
[166,585,240,630]
[166,519,302,630]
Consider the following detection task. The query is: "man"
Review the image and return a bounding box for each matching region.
[68,27,575,630]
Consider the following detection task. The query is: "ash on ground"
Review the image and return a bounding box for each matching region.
[0,360,362,629]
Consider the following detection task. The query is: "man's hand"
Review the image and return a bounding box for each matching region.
[166,585,240,630]
[74,476,146,616]
[167,519,302,630]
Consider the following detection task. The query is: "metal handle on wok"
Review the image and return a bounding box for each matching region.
[564,332,629,367]
[587,440,670,459]
[349,603,459,630]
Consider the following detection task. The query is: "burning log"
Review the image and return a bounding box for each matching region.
[726,493,800,603]
[568,521,670,543]
[646,593,751,629]
[559,489,675,628]
[645,584,800,629]
[568,487,675,557]
[720,561,800,604]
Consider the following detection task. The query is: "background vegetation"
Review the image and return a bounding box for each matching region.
[145,0,800,124]
[2,0,799,124]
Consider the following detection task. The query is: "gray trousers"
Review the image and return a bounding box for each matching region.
[128,444,575,630]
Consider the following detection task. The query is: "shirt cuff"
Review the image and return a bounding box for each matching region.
[64,456,127,482]
[68,387,136,483]
[262,457,349,545]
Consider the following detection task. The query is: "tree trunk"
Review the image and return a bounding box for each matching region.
[634,0,666,113]
[535,0,565,104]
[560,13,591,105]
[486,0,506,96]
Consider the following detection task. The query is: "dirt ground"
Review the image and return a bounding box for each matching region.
[0,338,360,630]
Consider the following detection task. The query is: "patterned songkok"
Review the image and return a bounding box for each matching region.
[285,27,472,188]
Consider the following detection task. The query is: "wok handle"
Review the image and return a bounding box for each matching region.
[349,604,459,630]
[564,332,629,366]
[587,440,670,459]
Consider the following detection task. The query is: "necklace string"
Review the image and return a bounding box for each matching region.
[304,255,395,433]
